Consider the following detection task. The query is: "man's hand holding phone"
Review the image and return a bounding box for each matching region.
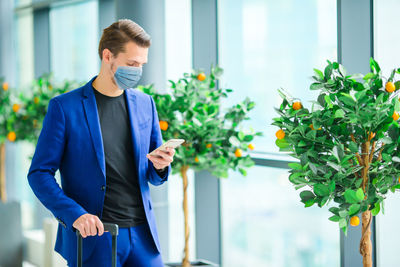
[146,139,184,170]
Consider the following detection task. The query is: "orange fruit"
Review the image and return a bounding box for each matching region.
[2,82,8,91]
[34,97,39,104]
[12,104,20,113]
[393,111,399,121]
[292,101,302,110]
[275,129,285,140]
[206,143,212,148]
[48,84,53,90]
[197,73,206,81]
[7,131,16,142]
[386,81,395,93]
[398,176,400,183]
[248,143,255,150]
[235,148,242,157]
[350,216,360,227]
[194,156,199,163]
[159,120,168,131]
[309,124,321,130]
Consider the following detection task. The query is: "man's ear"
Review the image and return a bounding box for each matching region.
[102,48,112,64]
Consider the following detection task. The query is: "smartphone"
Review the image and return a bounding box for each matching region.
[148,139,185,157]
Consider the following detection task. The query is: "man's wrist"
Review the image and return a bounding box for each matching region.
[155,166,167,171]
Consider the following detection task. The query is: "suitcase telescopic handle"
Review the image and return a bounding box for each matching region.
[75,222,119,267]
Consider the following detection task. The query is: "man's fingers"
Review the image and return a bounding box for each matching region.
[89,217,97,236]
[149,155,169,165]
[95,216,104,236]
[79,223,87,238]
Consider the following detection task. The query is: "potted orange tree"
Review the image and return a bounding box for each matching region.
[272,58,400,267]
[0,77,11,202]
[0,75,77,202]
[138,65,262,267]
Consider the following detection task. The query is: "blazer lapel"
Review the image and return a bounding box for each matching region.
[125,89,142,179]
[82,77,106,178]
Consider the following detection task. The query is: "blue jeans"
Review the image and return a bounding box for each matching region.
[68,223,164,267]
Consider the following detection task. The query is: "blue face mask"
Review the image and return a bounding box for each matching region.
[113,65,143,90]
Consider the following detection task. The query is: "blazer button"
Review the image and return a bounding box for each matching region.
[101,185,105,191]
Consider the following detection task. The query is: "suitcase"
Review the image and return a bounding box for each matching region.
[75,223,119,267]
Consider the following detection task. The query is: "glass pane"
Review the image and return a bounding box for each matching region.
[165,0,196,262]
[373,1,400,266]
[13,9,37,231]
[218,0,337,155]
[50,0,99,82]
[220,166,340,267]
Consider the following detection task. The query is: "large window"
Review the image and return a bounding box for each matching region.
[374,1,400,266]
[50,0,99,83]
[218,0,337,155]
[165,0,196,262]
[13,6,36,231]
[218,0,339,266]
[221,166,339,266]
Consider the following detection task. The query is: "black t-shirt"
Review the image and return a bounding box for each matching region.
[92,86,148,227]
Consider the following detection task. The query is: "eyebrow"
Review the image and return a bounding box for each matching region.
[128,60,147,65]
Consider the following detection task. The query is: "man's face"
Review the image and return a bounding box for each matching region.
[103,41,148,86]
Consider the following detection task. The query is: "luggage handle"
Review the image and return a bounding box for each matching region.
[75,223,119,267]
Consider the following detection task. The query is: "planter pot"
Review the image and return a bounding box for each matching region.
[0,201,22,267]
[165,259,219,267]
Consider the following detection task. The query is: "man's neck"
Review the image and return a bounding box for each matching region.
[92,70,124,97]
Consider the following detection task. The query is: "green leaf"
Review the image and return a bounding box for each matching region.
[339,218,347,228]
[310,83,324,90]
[229,136,240,146]
[329,180,336,192]
[324,94,333,108]
[349,141,358,153]
[329,207,340,215]
[371,202,381,216]
[300,190,315,202]
[339,210,348,217]
[356,188,365,201]
[370,58,381,73]
[314,184,330,197]
[238,131,245,141]
[344,189,360,204]
[363,72,375,80]
[381,137,392,145]
[275,138,290,149]
[313,68,324,80]
[288,162,303,171]
[349,204,361,216]
[329,215,341,222]
[304,199,315,207]
[334,109,345,118]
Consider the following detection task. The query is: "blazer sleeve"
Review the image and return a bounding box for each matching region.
[147,95,171,186]
[27,97,87,231]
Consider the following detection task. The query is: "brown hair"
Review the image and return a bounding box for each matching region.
[98,19,151,60]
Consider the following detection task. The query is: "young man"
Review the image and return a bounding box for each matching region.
[27,19,174,266]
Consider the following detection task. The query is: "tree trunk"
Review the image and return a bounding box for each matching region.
[359,141,372,267]
[360,210,372,267]
[0,142,6,203]
[180,165,191,267]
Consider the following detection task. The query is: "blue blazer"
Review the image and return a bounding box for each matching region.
[27,76,171,263]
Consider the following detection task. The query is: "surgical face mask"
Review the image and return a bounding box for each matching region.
[113,65,143,90]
